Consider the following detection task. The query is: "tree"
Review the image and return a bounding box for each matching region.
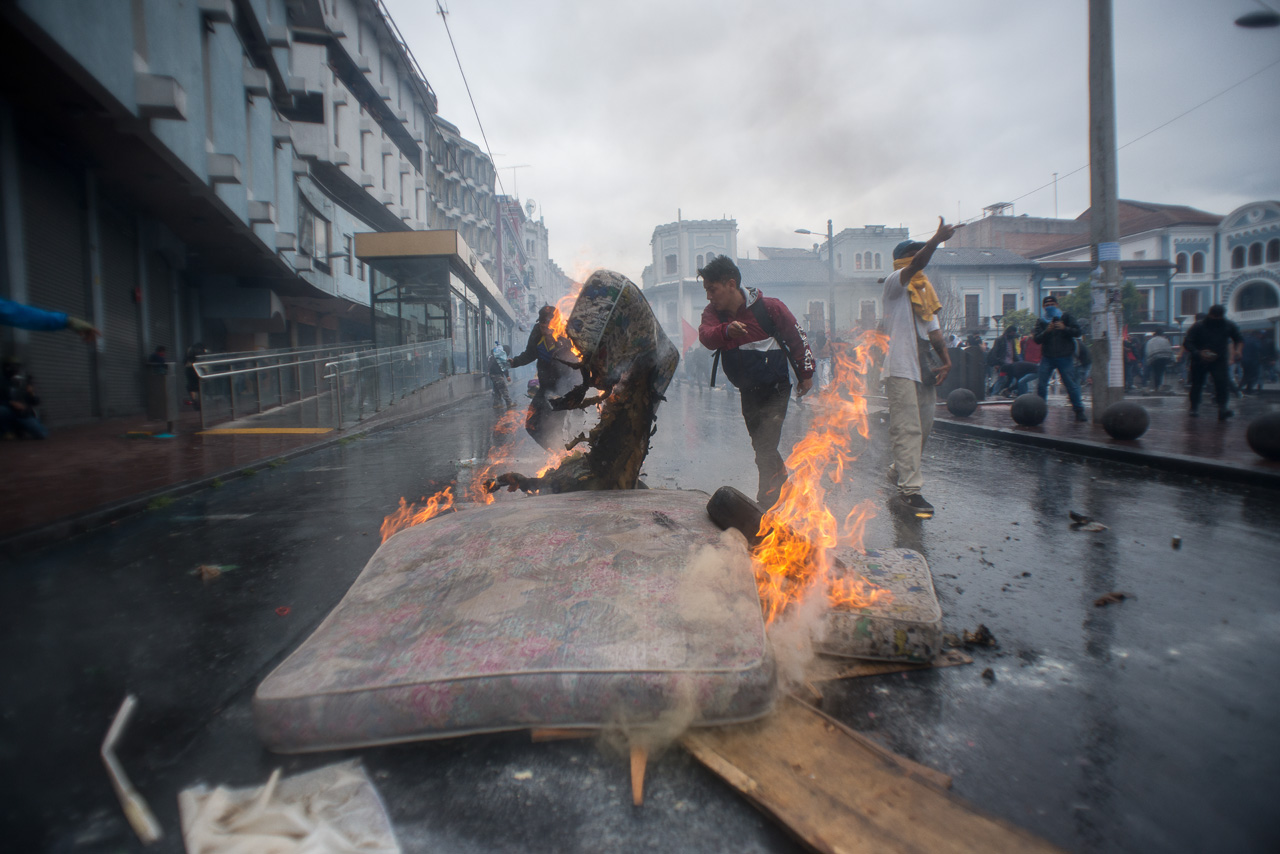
[998,308,1039,338]
[1058,280,1145,333]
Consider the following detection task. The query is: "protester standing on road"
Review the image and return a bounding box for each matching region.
[486,341,514,410]
[880,218,958,520]
[1182,304,1244,420]
[698,255,814,510]
[510,306,581,450]
[1032,294,1087,422]
[1145,330,1173,391]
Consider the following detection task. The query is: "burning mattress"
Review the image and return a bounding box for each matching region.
[254,490,775,753]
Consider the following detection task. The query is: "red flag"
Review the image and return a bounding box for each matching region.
[681,318,699,354]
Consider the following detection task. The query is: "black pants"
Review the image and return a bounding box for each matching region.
[740,382,791,509]
[525,389,566,450]
[1189,358,1229,413]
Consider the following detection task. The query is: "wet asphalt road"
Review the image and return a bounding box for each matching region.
[3,380,1279,853]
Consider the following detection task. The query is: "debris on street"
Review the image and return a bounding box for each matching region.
[963,624,998,647]
[177,760,399,854]
[101,695,162,845]
[681,696,1066,854]
[1069,511,1108,532]
[1094,591,1133,607]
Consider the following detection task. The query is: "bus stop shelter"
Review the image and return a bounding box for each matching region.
[354,230,522,373]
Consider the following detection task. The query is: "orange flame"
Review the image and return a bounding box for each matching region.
[380,487,455,543]
[546,281,584,359]
[753,329,893,623]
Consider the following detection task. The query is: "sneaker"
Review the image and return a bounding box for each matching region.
[896,493,935,519]
[1075,409,1088,422]
[1219,409,1235,421]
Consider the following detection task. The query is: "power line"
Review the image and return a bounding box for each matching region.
[435,1,508,199]
[929,55,1280,236]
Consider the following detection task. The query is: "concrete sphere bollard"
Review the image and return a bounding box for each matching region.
[946,388,978,417]
[1010,393,1047,427]
[1246,412,1280,461]
[1101,401,1150,440]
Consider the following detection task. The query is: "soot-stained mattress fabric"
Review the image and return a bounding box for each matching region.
[254,490,775,752]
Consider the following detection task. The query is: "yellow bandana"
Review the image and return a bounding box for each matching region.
[893,257,942,322]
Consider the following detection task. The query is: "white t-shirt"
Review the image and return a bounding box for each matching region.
[882,269,941,382]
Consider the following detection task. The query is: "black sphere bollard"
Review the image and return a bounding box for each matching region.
[1010,393,1048,426]
[1101,401,1150,440]
[946,388,978,417]
[1246,412,1280,461]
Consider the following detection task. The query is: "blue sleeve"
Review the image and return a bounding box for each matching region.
[0,297,69,332]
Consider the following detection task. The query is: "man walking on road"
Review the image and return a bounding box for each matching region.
[510,306,581,449]
[698,255,814,510]
[882,218,957,520]
[1182,304,1243,420]
[1032,294,1087,422]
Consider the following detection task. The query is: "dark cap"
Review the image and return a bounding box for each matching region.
[892,240,926,261]
[1042,294,1058,304]
[537,305,556,322]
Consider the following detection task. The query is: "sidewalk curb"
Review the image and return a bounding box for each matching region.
[932,417,1280,490]
[1,387,489,560]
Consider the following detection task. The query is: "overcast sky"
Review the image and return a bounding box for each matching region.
[382,0,1280,284]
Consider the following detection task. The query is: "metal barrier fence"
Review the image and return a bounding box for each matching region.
[324,339,454,430]
[193,342,372,430]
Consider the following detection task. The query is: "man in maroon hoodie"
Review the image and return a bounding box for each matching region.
[698,255,814,509]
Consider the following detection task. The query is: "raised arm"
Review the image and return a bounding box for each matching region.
[901,217,962,282]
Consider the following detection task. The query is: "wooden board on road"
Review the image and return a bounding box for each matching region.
[681,695,1065,854]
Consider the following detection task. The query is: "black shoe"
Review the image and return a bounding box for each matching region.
[1074,409,1088,422]
[1219,409,1235,421]
[896,493,935,519]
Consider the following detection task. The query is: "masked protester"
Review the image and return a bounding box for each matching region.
[1032,295,1087,422]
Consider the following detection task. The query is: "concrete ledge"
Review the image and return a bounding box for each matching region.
[933,418,1280,490]
[0,374,489,560]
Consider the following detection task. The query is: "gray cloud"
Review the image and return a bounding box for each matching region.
[387,0,1280,282]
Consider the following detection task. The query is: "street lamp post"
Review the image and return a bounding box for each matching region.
[795,219,836,343]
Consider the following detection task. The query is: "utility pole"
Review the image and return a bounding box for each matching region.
[826,219,836,341]
[1088,0,1124,421]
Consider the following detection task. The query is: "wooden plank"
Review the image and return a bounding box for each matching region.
[529,728,596,742]
[681,696,1066,854]
[630,746,648,806]
[807,649,973,683]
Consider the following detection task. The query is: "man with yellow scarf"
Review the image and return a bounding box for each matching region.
[882,217,961,519]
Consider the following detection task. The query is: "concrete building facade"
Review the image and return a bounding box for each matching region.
[0,0,518,427]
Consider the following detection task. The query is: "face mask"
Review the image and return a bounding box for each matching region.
[1044,305,1062,321]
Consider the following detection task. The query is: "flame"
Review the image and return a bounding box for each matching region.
[753,329,894,623]
[380,487,455,543]
[545,281,584,359]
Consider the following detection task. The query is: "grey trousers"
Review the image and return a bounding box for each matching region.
[885,376,936,496]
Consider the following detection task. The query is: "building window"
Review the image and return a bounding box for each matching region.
[836,253,842,269]
[1232,246,1245,269]
[874,253,881,269]
[297,199,330,265]
[333,103,341,147]
[358,260,366,282]
[696,254,704,269]
[1180,288,1200,317]
[1175,252,1188,274]
[1192,251,1205,274]
[1249,242,1264,266]
[1002,293,1017,314]
[855,254,862,270]
[860,300,876,325]
[343,235,353,274]
[665,254,677,275]
[964,293,980,327]
[1237,282,1280,311]
[1269,238,1280,264]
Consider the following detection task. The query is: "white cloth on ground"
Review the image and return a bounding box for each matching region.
[178,760,400,854]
